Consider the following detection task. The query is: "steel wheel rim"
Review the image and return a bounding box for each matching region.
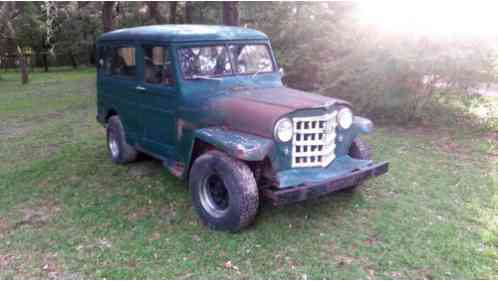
[199,173,229,218]
[108,132,119,158]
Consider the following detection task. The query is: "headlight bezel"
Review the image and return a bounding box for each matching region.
[274,118,293,143]
[337,107,353,129]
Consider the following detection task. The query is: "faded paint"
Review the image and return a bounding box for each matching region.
[96,25,388,192]
[276,155,373,188]
[195,127,273,161]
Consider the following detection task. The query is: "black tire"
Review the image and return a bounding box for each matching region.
[189,150,259,232]
[344,138,372,192]
[349,138,371,160]
[106,115,138,164]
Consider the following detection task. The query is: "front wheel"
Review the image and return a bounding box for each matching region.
[189,150,259,232]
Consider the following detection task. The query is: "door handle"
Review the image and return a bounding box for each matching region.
[136,86,147,91]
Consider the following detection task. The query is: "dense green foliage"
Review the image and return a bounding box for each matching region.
[0,68,497,279]
[245,3,498,124]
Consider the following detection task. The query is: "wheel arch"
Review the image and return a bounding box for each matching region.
[185,128,274,179]
[105,108,118,123]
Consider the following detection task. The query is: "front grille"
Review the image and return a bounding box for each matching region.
[292,111,337,168]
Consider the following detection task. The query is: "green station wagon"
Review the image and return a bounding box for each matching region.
[96,25,389,231]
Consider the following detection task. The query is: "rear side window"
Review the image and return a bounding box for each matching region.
[143,46,175,85]
[102,46,136,79]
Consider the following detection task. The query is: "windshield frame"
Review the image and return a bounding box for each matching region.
[175,41,278,81]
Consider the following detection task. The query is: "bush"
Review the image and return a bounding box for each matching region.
[250,2,498,128]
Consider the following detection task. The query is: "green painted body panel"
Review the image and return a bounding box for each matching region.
[276,156,372,188]
[194,128,274,161]
[96,25,385,189]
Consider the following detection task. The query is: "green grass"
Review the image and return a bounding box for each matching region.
[0,69,497,279]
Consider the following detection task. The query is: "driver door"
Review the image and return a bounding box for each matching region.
[137,45,178,159]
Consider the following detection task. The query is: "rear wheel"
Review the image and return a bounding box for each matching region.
[106,115,138,164]
[344,138,371,192]
[189,150,259,232]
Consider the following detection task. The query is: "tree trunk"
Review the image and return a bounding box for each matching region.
[169,2,177,24]
[223,2,239,26]
[70,52,78,69]
[42,53,49,72]
[89,43,96,65]
[2,2,29,84]
[147,2,166,24]
[185,2,193,24]
[103,1,115,32]
[17,47,28,84]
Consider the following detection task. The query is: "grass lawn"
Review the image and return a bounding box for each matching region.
[0,69,497,279]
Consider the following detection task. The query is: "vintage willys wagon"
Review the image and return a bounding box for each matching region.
[96,25,389,231]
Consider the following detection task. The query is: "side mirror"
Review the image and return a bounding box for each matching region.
[279,67,285,76]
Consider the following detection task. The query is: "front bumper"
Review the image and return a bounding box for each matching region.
[263,161,389,206]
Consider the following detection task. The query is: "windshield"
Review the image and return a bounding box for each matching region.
[178,44,274,79]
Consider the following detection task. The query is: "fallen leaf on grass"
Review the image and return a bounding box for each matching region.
[0,255,13,269]
[365,268,376,279]
[336,255,354,266]
[391,271,402,278]
[42,254,60,280]
[363,234,382,246]
[97,238,112,249]
[223,260,233,269]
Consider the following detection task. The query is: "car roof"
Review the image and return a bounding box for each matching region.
[98,25,269,43]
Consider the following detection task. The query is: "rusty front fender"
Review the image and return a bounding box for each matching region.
[194,127,274,161]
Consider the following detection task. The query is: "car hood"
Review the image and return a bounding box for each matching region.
[211,86,350,138]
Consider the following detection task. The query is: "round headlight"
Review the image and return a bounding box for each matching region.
[337,108,353,129]
[274,118,293,142]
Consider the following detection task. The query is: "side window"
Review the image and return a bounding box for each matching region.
[103,46,112,75]
[109,47,136,79]
[98,46,113,75]
[143,46,175,85]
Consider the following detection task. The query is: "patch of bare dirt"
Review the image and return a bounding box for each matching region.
[44,112,64,120]
[14,200,60,230]
[0,254,13,270]
[46,144,60,155]
[42,254,60,279]
[127,207,150,222]
[485,132,498,142]
[363,234,382,247]
[273,253,300,273]
[436,139,461,154]
[0,218,9,235]
[0,123,34,139]
[127,161,163,178]
[159,204,178,224]
[40,253,81,280]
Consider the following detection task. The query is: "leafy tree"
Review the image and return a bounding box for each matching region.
[0,2,29,84]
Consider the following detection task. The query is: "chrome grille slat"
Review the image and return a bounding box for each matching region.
[291,111,337,168]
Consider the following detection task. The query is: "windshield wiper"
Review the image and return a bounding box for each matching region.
[191,75,221,81]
